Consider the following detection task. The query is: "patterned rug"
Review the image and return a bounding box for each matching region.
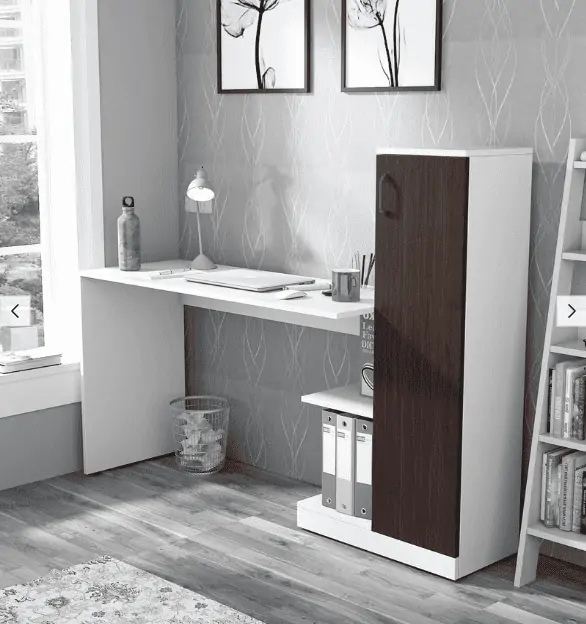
[0,556,262,623]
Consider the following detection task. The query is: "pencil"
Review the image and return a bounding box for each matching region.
[365,254,375,286]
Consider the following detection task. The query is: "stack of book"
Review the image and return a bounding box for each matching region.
[0,348,62,374]
[548,359,586,440]
[542,448,586,534]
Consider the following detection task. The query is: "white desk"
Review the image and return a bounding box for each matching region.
[80,260,374,474]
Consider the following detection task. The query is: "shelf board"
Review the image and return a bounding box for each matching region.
[574,161,586,169]
[527,523,586,550]
[562,250,586,262]
[301,384,373,420]
[550,340,586,357]
[539,434,586,452]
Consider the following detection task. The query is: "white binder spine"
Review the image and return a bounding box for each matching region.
[354,418,373,519]
[322,411,337,509]
[336,414,355,515]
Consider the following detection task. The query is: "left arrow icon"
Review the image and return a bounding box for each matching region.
[569,304,577,319]
[11,304,19,318]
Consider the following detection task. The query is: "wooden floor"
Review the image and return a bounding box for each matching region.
[0,459,585,624]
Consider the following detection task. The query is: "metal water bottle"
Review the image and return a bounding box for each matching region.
[117,196,141,271]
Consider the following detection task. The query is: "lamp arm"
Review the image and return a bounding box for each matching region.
[195,202,204,257]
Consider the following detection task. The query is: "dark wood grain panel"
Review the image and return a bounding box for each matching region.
[372,154,469,558]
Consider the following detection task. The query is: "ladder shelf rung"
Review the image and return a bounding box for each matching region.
[538,434,586,451]
[574,161,586,169]
[550,340,586,357]
[562,250,586,262]
[527,524,586,550]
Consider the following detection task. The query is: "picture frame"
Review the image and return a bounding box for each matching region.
[217,0,311,94]
[341,0,443,93]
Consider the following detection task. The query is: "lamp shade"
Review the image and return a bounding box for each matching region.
[186,167,215,202]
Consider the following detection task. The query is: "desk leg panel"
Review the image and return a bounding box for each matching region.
[81,278,185,474]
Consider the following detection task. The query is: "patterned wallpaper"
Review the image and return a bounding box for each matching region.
[177,0,586,494]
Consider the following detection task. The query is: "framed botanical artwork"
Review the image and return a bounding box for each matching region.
[217,0,310,94]
[342,0,442,92]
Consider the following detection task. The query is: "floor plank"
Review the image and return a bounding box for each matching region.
[0,459,584,624]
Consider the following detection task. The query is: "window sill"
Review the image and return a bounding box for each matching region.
[0,361,81,420]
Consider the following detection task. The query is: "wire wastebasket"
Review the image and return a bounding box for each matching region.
[170,396,230,474]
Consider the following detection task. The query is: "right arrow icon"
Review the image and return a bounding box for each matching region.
[569,304,577,318]
[557,297,586,327]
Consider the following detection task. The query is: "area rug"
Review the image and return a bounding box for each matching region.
[0,556,262,623]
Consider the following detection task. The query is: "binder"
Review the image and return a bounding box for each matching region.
[321,411,337,509]
[336,414,355,515]
[354,418,373,519]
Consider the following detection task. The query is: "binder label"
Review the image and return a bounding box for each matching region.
[323,424,336,475]
[356,433,372,485]
[337,430,353,481]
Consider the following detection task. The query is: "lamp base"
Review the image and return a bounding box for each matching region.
[191,254,217,271]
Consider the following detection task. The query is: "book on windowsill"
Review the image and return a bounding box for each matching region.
[0,348,62,374]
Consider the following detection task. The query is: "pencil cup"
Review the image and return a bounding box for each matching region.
[332,269,361,302]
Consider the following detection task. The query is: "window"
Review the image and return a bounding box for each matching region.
[0,0,42,356]
[0,0,99,418]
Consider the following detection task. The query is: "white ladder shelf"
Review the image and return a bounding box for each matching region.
[515,138,586,586]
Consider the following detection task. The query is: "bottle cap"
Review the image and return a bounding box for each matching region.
[122,196,135,209]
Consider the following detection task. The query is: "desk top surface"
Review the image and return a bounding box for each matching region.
[80,260,374,321]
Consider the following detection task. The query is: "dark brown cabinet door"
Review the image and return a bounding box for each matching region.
[372,155,469,558]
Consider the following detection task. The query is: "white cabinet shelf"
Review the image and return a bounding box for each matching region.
[527,524,586,551]
[301,384,373,419]
[574,162,586,169]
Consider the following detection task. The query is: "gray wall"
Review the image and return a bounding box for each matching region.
[0,404,82,491]
[179,0,586,486]
[99,0,179,266]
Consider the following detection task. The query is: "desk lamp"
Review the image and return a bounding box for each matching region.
[186,167,217,270]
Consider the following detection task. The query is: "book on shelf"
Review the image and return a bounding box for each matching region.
[572,463,586,532]
[560,452,586,531]
[582,472,586,535]
[564,364,586,438]
[0,348,62,374]
[572,376,586,440]
[551,359,586,438]
[544,448,572,527]
[541,452,548,521]
[360,313,374,398]
[548,367,555,434]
